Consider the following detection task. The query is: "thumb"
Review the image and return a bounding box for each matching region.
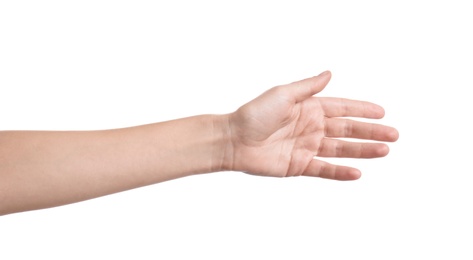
[289,70,332,102]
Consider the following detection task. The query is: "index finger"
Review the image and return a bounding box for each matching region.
[318,97,385,119]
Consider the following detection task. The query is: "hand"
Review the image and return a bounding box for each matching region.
[225,71,399,180]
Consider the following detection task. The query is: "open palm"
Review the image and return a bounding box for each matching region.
[226,71,399,180]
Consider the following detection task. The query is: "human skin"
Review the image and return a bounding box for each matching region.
[0,71,398,215]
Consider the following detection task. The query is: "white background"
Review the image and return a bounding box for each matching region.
[1,1,472,259]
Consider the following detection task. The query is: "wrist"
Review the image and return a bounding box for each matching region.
[210,114,235,172]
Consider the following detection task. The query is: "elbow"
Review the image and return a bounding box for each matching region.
[0,199,8,216]
[0,198,17,217]
[0,191,9,216]
[0,183,15,216]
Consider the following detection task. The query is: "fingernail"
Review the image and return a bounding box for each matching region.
[318,70,330,77]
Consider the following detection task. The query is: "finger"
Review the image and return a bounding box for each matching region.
[302,159,361,180]
[319,97,385,119]
[324,118,399,142]
[317,138,390,158]
[287,70,332,102]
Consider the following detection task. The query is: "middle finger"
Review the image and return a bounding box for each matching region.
[324,118,398,141]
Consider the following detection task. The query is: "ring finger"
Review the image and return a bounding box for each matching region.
[316,138,389,158]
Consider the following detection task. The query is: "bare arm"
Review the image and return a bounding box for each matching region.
[0,115,230,215]
[0,71,398,215]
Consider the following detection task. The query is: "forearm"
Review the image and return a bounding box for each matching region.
[0,114,231,215]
